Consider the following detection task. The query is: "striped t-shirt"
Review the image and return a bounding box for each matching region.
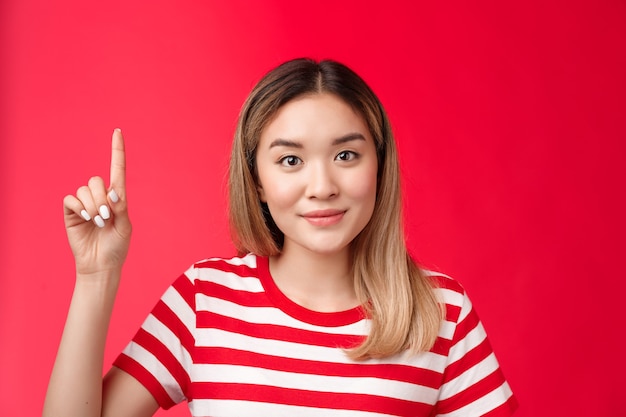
[114,254,517,416]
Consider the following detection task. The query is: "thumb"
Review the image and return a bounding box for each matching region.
[107,187,132,238]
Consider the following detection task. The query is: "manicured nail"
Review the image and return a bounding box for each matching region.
[80,210,91,221]
[98,204,111,220]
[94,215,105,228]
[108,189,119,203]
[99,205,110,220]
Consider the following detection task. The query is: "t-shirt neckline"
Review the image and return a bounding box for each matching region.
[255,255,366,327]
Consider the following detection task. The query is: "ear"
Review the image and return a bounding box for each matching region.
[257,182,267,203]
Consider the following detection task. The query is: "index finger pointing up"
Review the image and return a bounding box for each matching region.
[110,128,126,194]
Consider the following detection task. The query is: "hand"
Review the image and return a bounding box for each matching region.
[63,129,132,275]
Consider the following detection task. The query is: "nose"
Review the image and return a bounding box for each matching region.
[305,161,338,199]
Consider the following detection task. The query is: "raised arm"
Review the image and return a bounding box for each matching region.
[43,129,158,417]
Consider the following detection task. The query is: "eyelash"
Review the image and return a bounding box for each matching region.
[277,151,359,167]
[336,150,359,161]
[278,155,302,167]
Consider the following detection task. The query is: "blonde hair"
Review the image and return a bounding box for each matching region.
[229,58,443,359]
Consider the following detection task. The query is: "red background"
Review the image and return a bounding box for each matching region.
[1,1,625,416]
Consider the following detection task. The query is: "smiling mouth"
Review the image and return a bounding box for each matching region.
[301,210,346,226]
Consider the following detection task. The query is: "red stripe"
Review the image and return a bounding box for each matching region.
[452,305,481,345]
[432,274,464,294]
[436,369,510,414]
[443,337,494,383]
[113,355,177,410]
[133,327,191,396]
[195,346,444,388]
[430,335,453,356]
[194,258,257,277]
[171,273,195,310]
[152,300,195,353]
[191,382,434,416]
[197,310,364,347]
[444,303,462,324]
[196,280,273,307]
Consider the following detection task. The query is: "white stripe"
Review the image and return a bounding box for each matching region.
[196,295,368,335]
[195,328,448,370]
[193,364,439,403]
[422,269,452,280]
[434,287,465,309]
[225,253,258,267]
[439,352,502,401]
[189,398,404,417]
[438,319,456,341]
[196,268,265,292]
[121,341,186,403]
[160,279,196,336]
[197,327,355,362]
[437,381,514,417]
[456,293,473,323]
[446,322,487,365]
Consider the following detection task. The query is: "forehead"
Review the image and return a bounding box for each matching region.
[259,93,370,145]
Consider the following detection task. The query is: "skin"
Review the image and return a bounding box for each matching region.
[256,93,379,312]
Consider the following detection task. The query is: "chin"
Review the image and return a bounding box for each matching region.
[300,239,353,257]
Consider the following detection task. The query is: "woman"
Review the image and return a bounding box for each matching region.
[44,58,517,416]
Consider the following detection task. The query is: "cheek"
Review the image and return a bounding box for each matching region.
[343,166,378,208]
[352,179,376,198]
[353,162,378,194]
[262,180,300,209]
[256,163,295,207]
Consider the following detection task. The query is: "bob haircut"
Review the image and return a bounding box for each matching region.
[229,58,442,359]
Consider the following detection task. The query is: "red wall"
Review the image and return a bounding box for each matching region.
[1,1,625,416]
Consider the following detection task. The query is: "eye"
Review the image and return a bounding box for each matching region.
[278,155,302,167]
[336,151,358,161]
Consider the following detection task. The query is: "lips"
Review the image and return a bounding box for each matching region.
[301,209,346,226]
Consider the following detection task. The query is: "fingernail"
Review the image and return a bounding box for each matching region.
[108,189,119,203]
[114,128,122,133]
[94,215,105,228]
[80,210,91,221]
[99,205,110,220]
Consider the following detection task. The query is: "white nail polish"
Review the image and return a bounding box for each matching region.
[108,189,119,203]
[99,205,110,220]
[94,215,105,228]
[80,210,91,221]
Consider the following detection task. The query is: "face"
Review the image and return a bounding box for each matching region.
[255,93,378,258]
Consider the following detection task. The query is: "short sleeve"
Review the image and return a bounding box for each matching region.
[113,266,197,410]
[435,288,518,416]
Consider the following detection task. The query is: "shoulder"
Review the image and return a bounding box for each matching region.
[191,252,259,270]
[181,253,266,292]
[422,269,467,306]
[421,269,474,327]
[186,253,261,279]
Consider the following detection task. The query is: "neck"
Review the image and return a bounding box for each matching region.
[268,246,358,312]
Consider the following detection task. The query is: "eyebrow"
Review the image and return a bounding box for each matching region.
[268,133,366,149]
